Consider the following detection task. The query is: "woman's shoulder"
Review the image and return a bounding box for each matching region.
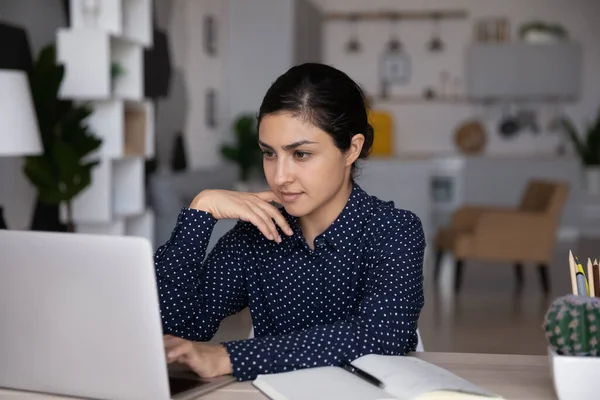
[362,190,423,233]
[361,194,426,254]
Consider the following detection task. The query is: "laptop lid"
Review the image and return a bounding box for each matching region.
[0,230,173,400]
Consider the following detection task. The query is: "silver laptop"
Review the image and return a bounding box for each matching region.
[0,230,236,400]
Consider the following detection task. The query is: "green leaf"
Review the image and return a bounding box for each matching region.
[38,188,69,204]
[23,155,59,190]
[221,146,239,162]
[52,141,81,179]
[23,42,103,204]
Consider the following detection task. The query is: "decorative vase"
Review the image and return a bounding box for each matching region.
[548,347,600,400]
[584,166,600,196]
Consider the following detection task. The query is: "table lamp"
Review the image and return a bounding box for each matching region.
[0,69,43,229]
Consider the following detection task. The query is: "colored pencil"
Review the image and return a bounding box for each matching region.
[568,250,578,295]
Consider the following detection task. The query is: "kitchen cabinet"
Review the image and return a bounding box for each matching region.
[465,42,582,100]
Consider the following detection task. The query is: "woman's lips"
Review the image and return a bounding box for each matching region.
[280,192,303,203]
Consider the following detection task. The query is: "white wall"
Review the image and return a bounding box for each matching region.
[226,0,294,127]
[164,0,299,170]
[0,0,66,230]
[314,0,600,156]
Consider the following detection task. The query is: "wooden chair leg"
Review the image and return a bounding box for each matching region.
[434,249,444,282]
[514,263,524,289]
[454,259,464,292]
[537,264,550,295]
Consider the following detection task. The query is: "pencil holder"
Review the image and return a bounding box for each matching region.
[544,295,600,400]
[548,347,600,400]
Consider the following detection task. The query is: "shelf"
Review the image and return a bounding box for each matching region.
[122,0,152,47]
[111,36,143,100]
[69,0,122,36]
[466,42,583,99]
[373,95,577,105]
[62,156,145,223]
[68,0,152,47]
[112,157,144,217]
[57,28,111,99]
[57,29,144,101]
[64,159,113,223]
[124,100,154,157]
[84,99,153,158]
[325,9,468,21]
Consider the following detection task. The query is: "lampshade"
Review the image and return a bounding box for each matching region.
[0,69,42,156]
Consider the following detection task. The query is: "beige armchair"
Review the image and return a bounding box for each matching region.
[434,179,569,294]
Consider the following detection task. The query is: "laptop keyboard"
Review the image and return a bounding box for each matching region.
[169,376,207,395]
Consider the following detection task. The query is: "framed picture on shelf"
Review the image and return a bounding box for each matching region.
[379,52,411,84]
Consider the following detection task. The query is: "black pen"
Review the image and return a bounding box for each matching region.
[340,362,384,389]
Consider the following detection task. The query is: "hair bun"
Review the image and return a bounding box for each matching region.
[360,124,374,159]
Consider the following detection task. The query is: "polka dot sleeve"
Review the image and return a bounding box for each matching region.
[154,208,250,341]
[222,210,426,381]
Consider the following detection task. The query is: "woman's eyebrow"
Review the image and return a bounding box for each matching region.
[258,140,317,151]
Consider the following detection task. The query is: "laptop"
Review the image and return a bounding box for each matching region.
[0,229,236,400]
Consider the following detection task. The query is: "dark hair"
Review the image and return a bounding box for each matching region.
[257,63,374,180]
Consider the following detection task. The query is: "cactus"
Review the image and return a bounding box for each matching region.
[543,294,600,357]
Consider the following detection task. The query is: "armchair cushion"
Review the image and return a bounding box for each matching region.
[449,205,515,231]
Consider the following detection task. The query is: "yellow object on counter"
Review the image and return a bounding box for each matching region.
[367,109,394,157]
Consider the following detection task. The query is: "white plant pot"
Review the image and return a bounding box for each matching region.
[584,167,600,196]
[548,347,600,400]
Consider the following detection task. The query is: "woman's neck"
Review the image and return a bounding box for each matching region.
[299,180,353,249]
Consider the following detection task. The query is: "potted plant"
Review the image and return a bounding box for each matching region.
[558,109,600,195]
[543,294,600,399]
[220,114,264,192]
[519,21,568,43]
[110,62,126,92]
[23,44,102,232]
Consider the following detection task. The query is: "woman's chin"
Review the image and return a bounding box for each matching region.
[281,203,309,218]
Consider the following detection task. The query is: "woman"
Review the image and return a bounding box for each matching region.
[157,63,425,382]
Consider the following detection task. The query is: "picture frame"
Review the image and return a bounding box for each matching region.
[379,51,411,84]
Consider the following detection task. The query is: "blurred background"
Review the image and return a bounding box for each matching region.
[0,0,599,356]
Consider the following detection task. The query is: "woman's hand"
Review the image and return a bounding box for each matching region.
[189,190,293,243]
[164,335,233,378]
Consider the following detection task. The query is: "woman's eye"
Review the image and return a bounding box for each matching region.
[294,151,310,160]
[262,150,275,159]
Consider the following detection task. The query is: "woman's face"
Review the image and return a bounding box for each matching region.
[258,112,361,218]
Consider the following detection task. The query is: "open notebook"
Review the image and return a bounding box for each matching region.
[253,354,505,400]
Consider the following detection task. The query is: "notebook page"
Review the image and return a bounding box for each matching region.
[253,365,395,400]
[352,355,503,399]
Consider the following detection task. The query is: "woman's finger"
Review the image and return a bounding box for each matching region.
[239,206,275,240]
[256,201,293,236]
[249,203,280,242]
[166,342,192,363]
[254,191,279,204]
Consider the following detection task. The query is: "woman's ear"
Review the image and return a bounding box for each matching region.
[345,133,365,167]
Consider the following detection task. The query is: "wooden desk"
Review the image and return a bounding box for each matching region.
[0,352,556,400]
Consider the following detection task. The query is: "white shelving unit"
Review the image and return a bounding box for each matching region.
[57,0,155,247]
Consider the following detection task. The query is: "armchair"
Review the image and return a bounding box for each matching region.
[434,179,569,294]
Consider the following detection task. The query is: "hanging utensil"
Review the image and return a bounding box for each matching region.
[428,13,445,52]
[345,14,361,53]
[498,103,521,138]
[385,13,403,52]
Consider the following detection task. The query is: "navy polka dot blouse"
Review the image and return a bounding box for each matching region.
[154,183,425,381]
